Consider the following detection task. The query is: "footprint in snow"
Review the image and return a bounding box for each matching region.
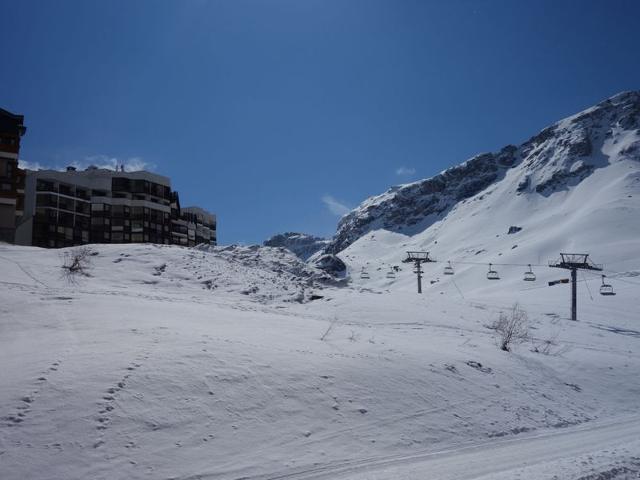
[2,360,62,426]
[466,360,493,374]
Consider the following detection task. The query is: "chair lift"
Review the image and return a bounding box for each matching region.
[386,266,396,279]
[444,261,454,275]
[599,275,616,296]
[486,263,500,280]
[523,264,536,281]
[360,267,370,280]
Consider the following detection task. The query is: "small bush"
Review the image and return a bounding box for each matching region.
[61,246,93,283]
[532,330,560,355]
[492,303,529,352]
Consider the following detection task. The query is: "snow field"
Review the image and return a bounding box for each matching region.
[1,241,639,479]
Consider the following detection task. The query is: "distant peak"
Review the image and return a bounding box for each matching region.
[264,232,330,261]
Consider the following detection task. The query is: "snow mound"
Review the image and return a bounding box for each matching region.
[0,243,339,304]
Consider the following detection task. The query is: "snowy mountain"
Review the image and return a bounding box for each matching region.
[264,232,330,261]
[326,91,640,255]
[2,92,640,480]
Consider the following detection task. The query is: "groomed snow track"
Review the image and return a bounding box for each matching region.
[232,415,640,480]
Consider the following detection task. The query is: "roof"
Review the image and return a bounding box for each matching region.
[0,108,26,136]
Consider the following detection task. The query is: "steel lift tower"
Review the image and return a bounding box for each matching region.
[403,251,435,293]
[549,253,602,321]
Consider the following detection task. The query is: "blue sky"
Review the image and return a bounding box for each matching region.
[1,0,639,244]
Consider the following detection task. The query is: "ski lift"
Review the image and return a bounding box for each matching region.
[444,261,454,275]
[599,275,615,296]
[385,267,396,279]
[523,264,536,282]
[360,268,370,280]
[486,263,500,280]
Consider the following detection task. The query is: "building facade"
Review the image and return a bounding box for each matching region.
[15,167,216,248]
[0,109,27,243]
[183,206,217,246]
[1,108,216,249]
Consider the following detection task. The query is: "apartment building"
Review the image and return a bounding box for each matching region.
[1,108,216,249]
[179,206,217,246]
[0,108,27,243]
[14,167,216,248]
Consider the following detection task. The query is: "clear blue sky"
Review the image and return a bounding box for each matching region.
[1,0,639,244]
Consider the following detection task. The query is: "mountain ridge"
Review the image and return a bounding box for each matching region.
[325,90,640,255]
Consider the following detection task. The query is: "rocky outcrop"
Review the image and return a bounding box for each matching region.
[312,254,347,277]
[264,232,330,261]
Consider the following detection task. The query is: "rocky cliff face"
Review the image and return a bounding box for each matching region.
[263,232,330,261]
[325,91,640,254]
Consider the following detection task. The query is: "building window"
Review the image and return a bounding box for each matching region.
[58,184,73,196]
[37,180,55,192]
[112,177,130,192]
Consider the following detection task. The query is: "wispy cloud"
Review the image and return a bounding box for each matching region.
[396,166,416,176]
[18,155,155,173]
[70,155,155,172]
[18,159,47,170]
[322,195,351,217]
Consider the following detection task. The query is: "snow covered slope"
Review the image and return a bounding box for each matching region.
[1,238,639,479]
[327,91,640,262]
[0,243,336,305]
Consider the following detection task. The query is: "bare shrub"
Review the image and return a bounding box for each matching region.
[492,303,529,352]
[61,246,93,283]
[532,330,560,355]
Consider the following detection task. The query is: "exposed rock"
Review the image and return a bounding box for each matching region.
[264,232,330,261]
[516,176,530,194]
[312,254,347,277]
[535,163,595,195]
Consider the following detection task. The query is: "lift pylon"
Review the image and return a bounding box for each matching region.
[402,251,435,293]
[549,253,602,321]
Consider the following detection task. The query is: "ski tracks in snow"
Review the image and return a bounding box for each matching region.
[238,415,640,480]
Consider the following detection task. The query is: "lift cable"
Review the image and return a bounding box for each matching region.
[450,277,466,300]
[581,271,594,301]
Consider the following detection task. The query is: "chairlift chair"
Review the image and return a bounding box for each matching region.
[523,264,536,282]
[486,263,500,280]
[444,261,454,275]
[360,268,370,280]
[385,267,396,279]
[599,275,615,296]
